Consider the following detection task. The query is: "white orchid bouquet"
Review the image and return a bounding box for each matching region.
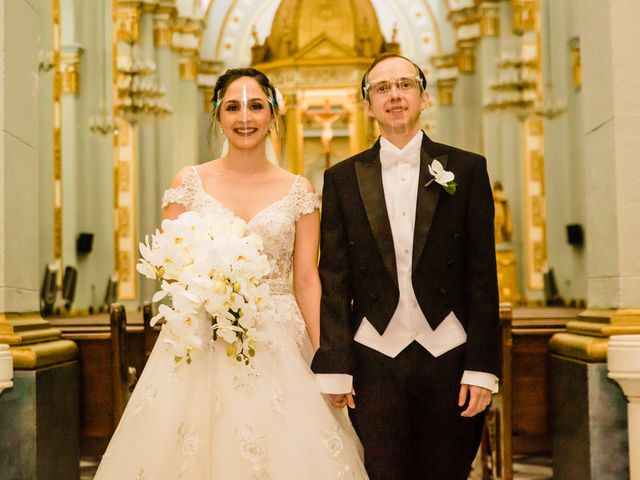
[137,211,271,365]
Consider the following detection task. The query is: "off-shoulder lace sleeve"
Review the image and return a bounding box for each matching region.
[290,178,320,221]
[161,167,199,209]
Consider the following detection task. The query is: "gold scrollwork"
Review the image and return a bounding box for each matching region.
[53,207,62,259]
[61,63,79,94]
[119,251,132,283]
[531,196,546,226]
[118,207,131,237]
[118,161,131,191]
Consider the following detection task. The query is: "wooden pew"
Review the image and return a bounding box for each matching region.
[483,305,578,479]
[50,305,154,456]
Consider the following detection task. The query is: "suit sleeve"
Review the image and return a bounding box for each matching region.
[463,156,500,376]
[311,169,355,376]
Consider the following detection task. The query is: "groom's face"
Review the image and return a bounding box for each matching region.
[363,57,428,138]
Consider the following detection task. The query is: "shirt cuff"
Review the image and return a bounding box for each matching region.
[315,374,353,394]
[461,370,499,394]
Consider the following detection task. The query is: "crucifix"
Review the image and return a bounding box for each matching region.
[305,99,346,169]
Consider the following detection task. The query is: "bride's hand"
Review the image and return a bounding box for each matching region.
[328,392,356,409]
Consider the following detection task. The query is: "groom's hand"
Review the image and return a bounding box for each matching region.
[328,392,356,409]
[458,384,492,417]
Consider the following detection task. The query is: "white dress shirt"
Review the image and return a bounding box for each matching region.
[317,131,499,395]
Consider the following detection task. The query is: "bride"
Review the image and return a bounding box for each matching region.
[93,68,368,479]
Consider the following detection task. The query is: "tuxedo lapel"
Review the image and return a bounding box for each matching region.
[355,148,398,287]
[412,139,448,272]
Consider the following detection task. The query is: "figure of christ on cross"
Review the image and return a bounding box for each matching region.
[305,99,346,169]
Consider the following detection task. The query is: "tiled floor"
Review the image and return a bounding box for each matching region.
[81,454,554,479]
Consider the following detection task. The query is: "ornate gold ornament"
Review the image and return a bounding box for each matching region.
[479,2,500,37]
[512,0,537,35]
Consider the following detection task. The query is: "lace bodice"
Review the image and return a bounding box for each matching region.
[162,167,320,290]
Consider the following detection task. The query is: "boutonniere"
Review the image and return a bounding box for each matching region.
[425,159,457,195]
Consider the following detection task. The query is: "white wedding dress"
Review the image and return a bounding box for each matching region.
[93,166,367,480]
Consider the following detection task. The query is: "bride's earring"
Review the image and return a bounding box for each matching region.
[268,123,274,132]
[218,127,224,135]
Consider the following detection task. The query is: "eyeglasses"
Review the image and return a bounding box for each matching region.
[365,75,422,96]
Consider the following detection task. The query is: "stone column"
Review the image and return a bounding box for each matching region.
[432,55,458,147]
[137,7,159,304]
[171,18,205,172]
[347,88,367,156]
[0,1,79,478]
[550,1,640,478]
[448,7,482,153]
[608,335,640,479]
[284,94,304,175]
[60,46,83,271]
[153,3,178,194]
[477,1,501,180]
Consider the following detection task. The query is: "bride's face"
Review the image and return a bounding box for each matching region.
[218,77,273,151]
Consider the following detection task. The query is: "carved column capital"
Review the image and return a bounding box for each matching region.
[116,1,144,43]
[198,61,223,112]
[60,45,83,94]
[457,38,478,73]
[153,3,177,47]
[479,2,500,37]
[512,0,538,34]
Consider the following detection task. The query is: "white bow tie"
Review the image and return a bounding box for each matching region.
[379,147,420,169]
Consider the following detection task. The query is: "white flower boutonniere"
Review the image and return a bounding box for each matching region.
[426,159,457,195]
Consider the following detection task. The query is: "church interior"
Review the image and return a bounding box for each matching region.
[1,0,639,479]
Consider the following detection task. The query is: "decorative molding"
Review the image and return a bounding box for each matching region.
[569,37,581,90]
[172,17,206,53]
[116,1,143,43]
[512,0,538,35]
[457,39,477,73]
[114,119,138,300]
[60,46,83,95]
[153,3,177,48]
[549,309,640,362]
[479,2,500,37]
[179,51,199,81]
[198,61,223,112]
[447,6,478,29]
[52,0,63,281]
[523,117,546,291]
[432,54,458,106]
[437,78,457,106]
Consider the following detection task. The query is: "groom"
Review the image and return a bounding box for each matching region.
[311,53,500,480]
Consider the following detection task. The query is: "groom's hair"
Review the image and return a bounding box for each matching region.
[361,53,428,100]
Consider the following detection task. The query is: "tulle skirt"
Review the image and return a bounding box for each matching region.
[93,294,368,479]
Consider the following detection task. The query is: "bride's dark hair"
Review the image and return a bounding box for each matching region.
[209,67,283,143]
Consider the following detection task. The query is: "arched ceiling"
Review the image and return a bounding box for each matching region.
[185,0,458,70]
